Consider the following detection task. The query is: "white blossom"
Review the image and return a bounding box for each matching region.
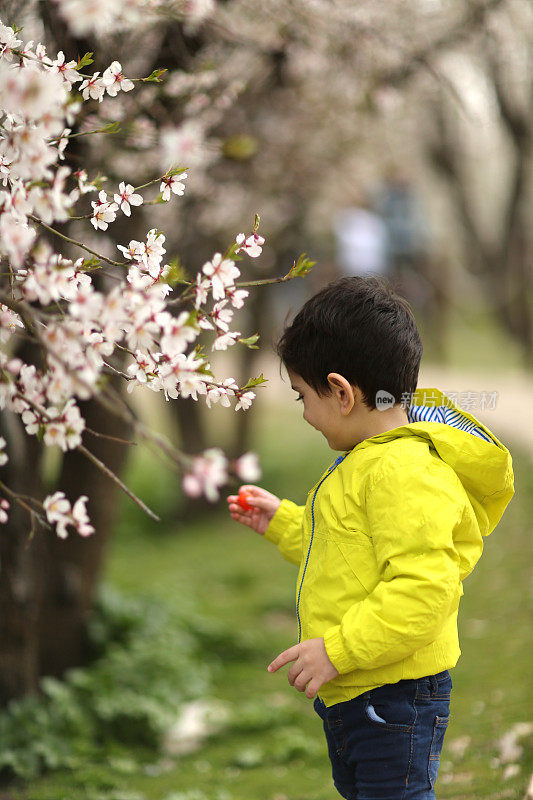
[0,23,22,61]
[55,0,115,37]
[0,212,36,267]
[0,436,8,466]
[160,310,198,356]
[90,190,118,230]
[160,171,188,201]
[102,61,134,96]
[202,253,240,301]
[44,490,94,538]
[226,285,249,309]
[0,62,67,120]
[212,331,241,351]
[49,51,83,91]
[126,349,161,393]
[235,391,255,411]
[194,274,210,309]
[211,300,234,332]
[205,378,238,409]
[159,351,208,401]
[113,181,143,216]
[0,304,23,344]
[79,72,106,102]
[235,232,265,258]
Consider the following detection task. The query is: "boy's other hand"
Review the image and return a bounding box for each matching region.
[226,485,281,536]
[267,638,339,699]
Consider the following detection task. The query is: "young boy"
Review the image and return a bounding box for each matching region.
[226,276,515,799]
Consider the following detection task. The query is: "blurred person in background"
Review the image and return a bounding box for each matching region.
[333,192,390,280]
[374,167,434,317]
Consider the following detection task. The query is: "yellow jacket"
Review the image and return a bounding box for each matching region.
[264,387,515,706]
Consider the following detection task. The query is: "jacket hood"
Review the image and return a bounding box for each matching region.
[358,387,515,538]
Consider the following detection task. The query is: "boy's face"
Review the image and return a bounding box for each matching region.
[288,369,356,451]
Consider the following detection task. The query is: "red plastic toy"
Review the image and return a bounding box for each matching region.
[237,488,253,511]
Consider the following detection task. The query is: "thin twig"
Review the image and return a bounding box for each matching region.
[29,215,126,267]
[0,478,48,526]
[77,443,160,521]
[84,427,137,445]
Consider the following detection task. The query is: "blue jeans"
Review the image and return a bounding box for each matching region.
[313,670,452,800]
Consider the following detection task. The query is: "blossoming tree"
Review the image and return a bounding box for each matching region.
[0,7,316,699]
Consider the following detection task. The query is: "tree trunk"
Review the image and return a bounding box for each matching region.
[0,411,45,704]
[37,380,133,678]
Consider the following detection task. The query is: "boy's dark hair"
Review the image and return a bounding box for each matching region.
[276,276,423,409]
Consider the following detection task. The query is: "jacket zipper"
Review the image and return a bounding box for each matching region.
[296,454,348,644]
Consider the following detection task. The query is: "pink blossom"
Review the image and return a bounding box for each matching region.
[0,498,10,524]
[234,452,261,482]
[182,447,228,502]
[0,436,8,466]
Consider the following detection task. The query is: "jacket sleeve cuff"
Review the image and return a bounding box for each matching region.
[264,499,301,544]
[323,625,357,675]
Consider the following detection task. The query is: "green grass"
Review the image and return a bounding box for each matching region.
[10,393,532,800]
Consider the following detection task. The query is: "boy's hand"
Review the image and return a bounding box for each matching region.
[226,485,281,536]
[267,638,339,699]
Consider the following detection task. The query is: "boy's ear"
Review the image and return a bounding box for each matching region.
[327,373,356,415]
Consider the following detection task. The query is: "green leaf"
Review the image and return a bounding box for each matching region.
[241,372,268,391]
[165,257,189,286]
[142,68,168,83]
[164,165,189,179]
[285,253,315,279]
[79,256,101,271]
[253,213,261,233]
[76,52,94,70]
[100,121,121,135]
[222,134,259,161]
[239,334,260,349]
[224,241,243,261]
[185,308,199,327]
